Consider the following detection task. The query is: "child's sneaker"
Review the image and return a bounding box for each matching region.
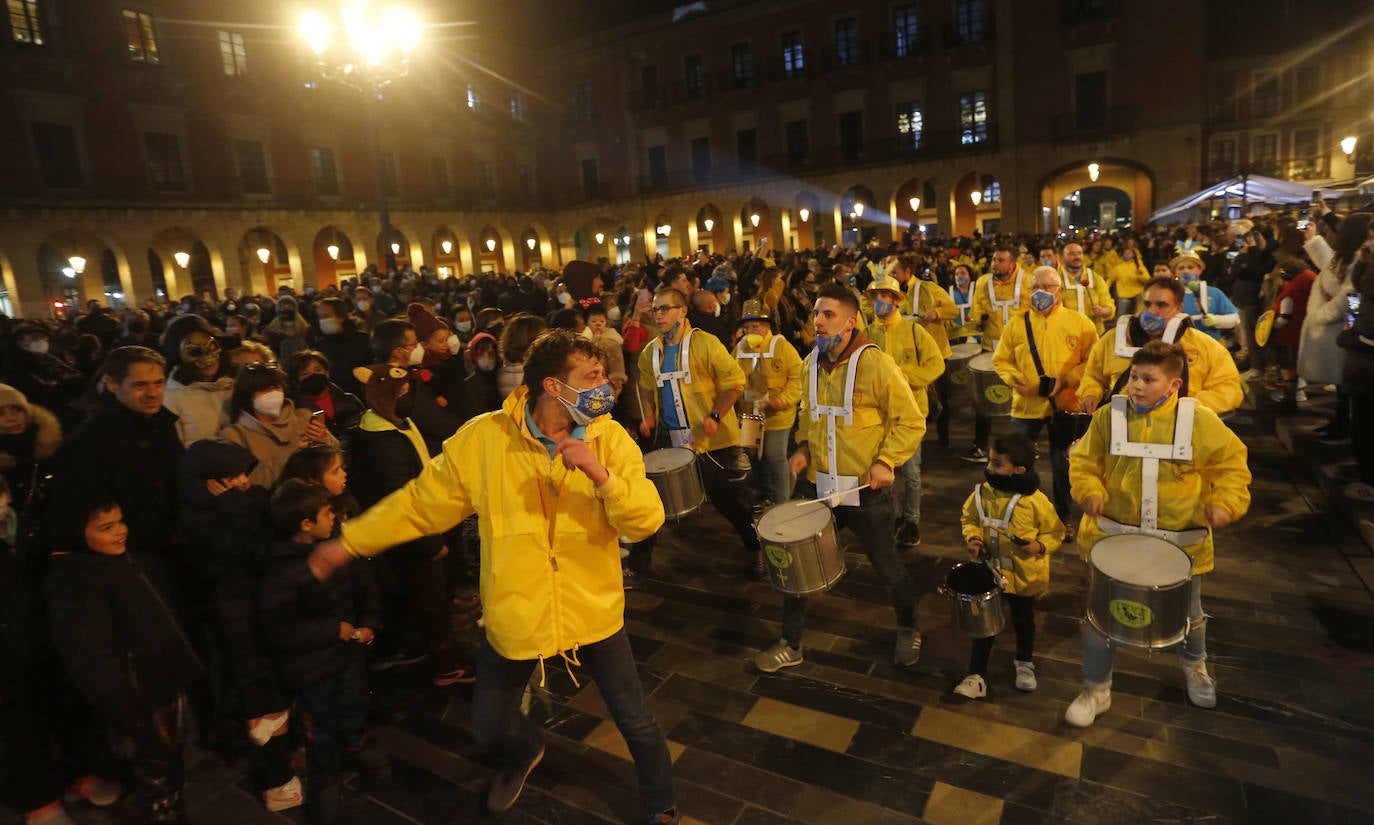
[1014,660,1037,692]
[25,801,77,825]
[64,776,122,807]
[263,776,303,812]
[754,640,803,673]
[1182,660,1217,708]
[1064,682,1112,727]
[248,709,291,746]
[952,674,986,699]
[893,627,922,667]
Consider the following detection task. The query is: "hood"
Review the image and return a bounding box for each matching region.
[179,440,258,505]
[234,399,302,443]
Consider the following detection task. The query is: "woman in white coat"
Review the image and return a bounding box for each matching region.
[1299,212,1374,436]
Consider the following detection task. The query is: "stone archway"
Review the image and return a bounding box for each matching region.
[311,226,359,288]
[1038,159,1155,231]
[239,226,297,295]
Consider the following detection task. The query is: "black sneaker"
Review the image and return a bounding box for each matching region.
[622,567,640,590]
[960,447,988,464]
[896,521,921,547]
[1317,431,1351,445]
[487,741,545,815]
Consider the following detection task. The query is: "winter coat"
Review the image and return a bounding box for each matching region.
[218,401,339,489]
[0,534,49,692]
[315,331,373,396]
[1297,236,1351,385]
[1271,272,1315,350]
[959,483,1064,596]
[46,550,203,722]
[461,370,502,420]
[258,539,381,691]
[0,402,62,523]
[408,362,466,456]
[291,384,365,440]
[0,348,85,427]
[497,362,525,401]
[344,411,445,561]
[163,375,233,447]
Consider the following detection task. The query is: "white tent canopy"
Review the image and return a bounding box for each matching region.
[1150,175,1344,223]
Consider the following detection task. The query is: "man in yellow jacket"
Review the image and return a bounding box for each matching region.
[892,254,960,446]
[966,246,1032,463]
[1059,242,1114,334]
[733,299,803,508]
[305,330,677,823]
[754,284,925,674]
[1076,278,1243,416]
[992,267,1098,533]
[1065,341,1250,728]
[634,287,759,582]
[868,275,945,547]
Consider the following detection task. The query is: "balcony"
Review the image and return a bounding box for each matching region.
[1050,105,1135,140]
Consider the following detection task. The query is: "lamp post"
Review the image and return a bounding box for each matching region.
[300,5,420,274]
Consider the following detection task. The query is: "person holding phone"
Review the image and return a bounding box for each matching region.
[1299,213,1373,441]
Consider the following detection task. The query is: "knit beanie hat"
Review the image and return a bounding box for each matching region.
[406,302,448,341]
[0,383,28,412]
[354,364,411,422]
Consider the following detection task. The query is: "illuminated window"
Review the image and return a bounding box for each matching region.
[896,102,923,150]
[892,5,918,57]
[8,0,43,45]
[219,30,246,76]
[123,9,159,64]
[781,31,803,76]
[959,90,988,145]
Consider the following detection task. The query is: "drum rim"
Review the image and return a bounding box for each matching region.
[1089,535,1193,590]
[1085,611,1187,650]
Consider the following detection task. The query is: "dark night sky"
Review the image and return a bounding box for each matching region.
[457,0,692,44]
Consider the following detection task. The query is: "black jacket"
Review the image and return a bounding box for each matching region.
[408,361,466,455]
[1,348,86,426]
[687,308,729,346]
[46,550,203,722]
[344,418,446,560]
[258,539,382,691]
[291,384,366,440]
[315,331,373,396]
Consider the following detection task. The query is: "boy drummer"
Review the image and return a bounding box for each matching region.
[1065,341,1250,727]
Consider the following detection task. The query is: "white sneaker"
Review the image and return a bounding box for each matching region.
[1296,390,1309,404]
[248,709,290,746]
[952,674,986,699]
[1183,661,1217,709]
[754,640,803,673]
[1014,659,1037,692]
[1064,683,1112,727]
[263,776,303,812]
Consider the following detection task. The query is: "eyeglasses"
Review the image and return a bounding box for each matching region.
[241,361,282,373]
[650,305,683,314]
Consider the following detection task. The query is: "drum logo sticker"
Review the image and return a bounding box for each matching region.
[1109,599,1153,629]
[985,385,1012,405]
[765,544,793,569]
[951,372,968,386]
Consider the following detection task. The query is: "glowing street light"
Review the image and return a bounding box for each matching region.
[970,190,983,207]
[853,202,865,218]
[798,208,809,223]
[1341,136,1358,160]
[749,213,760,227]
[1088,162,1100,182]
[327,244,340,260]
[440,239,453,255]
[256,247,271,264]
[594,232,605,245]
[658,224,672,236]
[68,255,86,274]
[61,267,75,279]
[485,238,497,252]
[390,242,401,255]
[909,196,920,212]
[703,218,714,232]
[526,237,537,250]
[173,251,190,268]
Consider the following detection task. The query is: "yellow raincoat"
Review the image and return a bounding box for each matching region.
[1068,393,1251,574]
[1060,268,1114,334]
[970,270,1034,352]
[868,312,945,419]
[797,334,923,480]
[340,387,666,662]
[960,484,1065,596]
[992,305,1098,419]
[636,320,747,453]
[1077,323,1243,414]
[734,331,804,431]
[1108,257,1151,300]
[905,279,961,358]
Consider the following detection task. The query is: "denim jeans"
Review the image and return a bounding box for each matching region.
[1081,576,1206,686]
[900,445,922,525]
[295,656,369,785]
[472,630,675,819]
[781,485,917,648]
[753,427,794,505]
[1008,416,1071,518]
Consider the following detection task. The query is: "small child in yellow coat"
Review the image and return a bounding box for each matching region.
[955,432,1066,699]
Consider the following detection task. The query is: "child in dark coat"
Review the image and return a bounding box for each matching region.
[260,479,383,823]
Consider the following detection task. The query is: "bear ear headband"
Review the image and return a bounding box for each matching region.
[353,366,373,385]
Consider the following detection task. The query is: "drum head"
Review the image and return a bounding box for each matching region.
[757,502,834,542]
[1091,535,1192,586]
[644,447,697,473]
[969,352,997,371]
[949,342,982,359]
[946,561,999,596]
[1254,310,1275,347]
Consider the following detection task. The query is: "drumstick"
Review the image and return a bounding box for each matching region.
[795,483,872,508]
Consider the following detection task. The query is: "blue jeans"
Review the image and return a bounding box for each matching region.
[1081,576,1206,686]
[472,629,675,819]
[295,656,369,785]
[900,445,922,525]
[753,427,793,505]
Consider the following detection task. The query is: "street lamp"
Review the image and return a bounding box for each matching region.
[440,239,453,255]
[749,213,761,227]
[327,244,340,260]
[658,224,672,236]
[526,237,537,250]
[853,202,865,218]
[1341,136,1358,162]
[909,196,920,212]
[173,251,190,268]
[971,190,983,207]
[68,255,86,275]
[594,232,605,245]
[300,3,421,273]
[798,208,809,223]
[485,238,497,252]
[256,247,271,264]
[703,218,714,232]
[1088,162,1100,182]
[390,242,401,256]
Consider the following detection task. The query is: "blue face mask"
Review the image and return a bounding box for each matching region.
[815,331,845,356]
[1180,273,1201,290]
[873,299,896,318]
[661,321,681,341]
[1041,257,1055,267]
[1138,311,1168,334]
[558,380,616,425]
[1030,290,1056,312]
[1132,392,1172,415]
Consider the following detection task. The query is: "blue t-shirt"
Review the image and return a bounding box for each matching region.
[524,401,585,459]
[1182,283,1237,341]
[657,341,684,430]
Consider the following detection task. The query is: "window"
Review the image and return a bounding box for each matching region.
[1252,134,1278,172]
[572,82,593,123]
[646,145,668,188]
[1293,128,1319,160]
[1208,72,1237,121]
[955,0,987,44]
[785,119,808,167]
[684,54,705,97]
[379,152,398,196]
[689,137,710,183]
[143,132,185,191]
[736,128,757,172]
[1252,75,1279,118]
[233,139,269,193]
[219,30,246,76]
[1075,71,1107,130]
[730,43,753,87]
[430,157,450,198]
[982,180,1001,203]
[478,160,497,200]
[122,9,159,64]
[781,30,804,76]
[31,122,82,189]
[959,91,988,145]
[839,110,864,160]
[8,0,43,45]
[466,84,479,110]
[1295,64,1318,102]
[516,163,534,199]
[579,158,597,199]
[1209,138,1235,173]
[510,92,525,122]
[309,146,338,196]
[896,102,923,150]
[834,17,859,67]
[893,4,918,57]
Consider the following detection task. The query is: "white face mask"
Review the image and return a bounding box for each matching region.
[447,334,461,354]
[318,317,341,335]
[21,339,49,355]
[407,345,425,365]
[721,293,731,306]
[607,306,622,323]
[253,389,285,418]
[454,320,473,333]
[712,304,722,317]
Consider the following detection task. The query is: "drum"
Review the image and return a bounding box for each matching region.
[940,561,1006,638]
[738,412,765,458]
[1086,534,1194,650]
[643,447,705,520]
[756,502,845,595]
[946,342,982,395]
[1254,309,1275,348]
[967,353,1011,417]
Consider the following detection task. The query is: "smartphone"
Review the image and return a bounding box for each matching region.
[1297,219,1310,230]
[311,409,326,419]
[1348,293,1362,329]
[1312,189,1322,204]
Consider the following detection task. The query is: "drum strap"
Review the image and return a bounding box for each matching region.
[735,334,781,372]
[653,330,695,434]
[988,273,1023,325]
[1108,396,1196,532]
[973,485,1021,555]
[810,344,874,492]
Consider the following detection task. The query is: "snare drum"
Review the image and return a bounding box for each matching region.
[946,342,982,395]
[967,353,1011,417]
[755,502,845,595]
[1086,534,1194,649]
[738,412,765,458]
[940,561,1006,638]
[643,447,705,520]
